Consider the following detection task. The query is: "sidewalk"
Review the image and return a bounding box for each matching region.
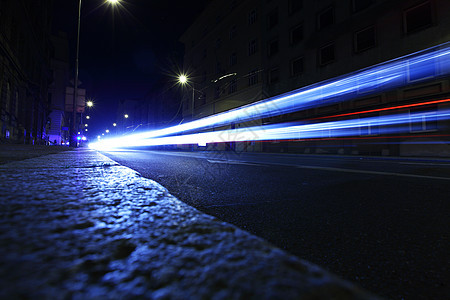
[0,147,379,299]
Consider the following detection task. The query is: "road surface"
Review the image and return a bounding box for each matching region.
[100,149,450,299]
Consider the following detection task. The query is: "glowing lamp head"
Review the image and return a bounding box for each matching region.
[86,101,93,107]
[178,74,188,84]
[124,114,129,119]
[107,0,119,4]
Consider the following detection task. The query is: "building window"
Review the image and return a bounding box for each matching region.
[352,0,373,13]
[410,106,438,132]
[269,68,280,84]
[248,70,259,86]
[215,38,222,49]
[290,23,303,45]
[291,57,303,76]
[248,39,258,55]
[230,52,237,66]
[289,0,302,15]
[228,79,237,94]
[407,55,436,82]
[229,25,237,40]
[359,113,379,136]
[267,8,278,30]
[319,43,335,66]
[354,26,376,53]
[249,9,257,25]
[404,1,432,34]
[214,86,221,99]
[317,6,334,30]
[268,39,279,57]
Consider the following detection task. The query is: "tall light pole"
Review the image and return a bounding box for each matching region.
[178,74,195,121]
[70,0,120,147]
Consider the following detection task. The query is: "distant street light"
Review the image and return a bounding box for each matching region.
[106,129,110,133]
[124,114,129,119]
[86,100,93,107]
[86,115,90,119]
[113,123,117,127]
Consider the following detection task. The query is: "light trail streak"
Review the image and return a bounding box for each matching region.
[90,42,450,150]
[90,109,450,150]
[310,98,450,121]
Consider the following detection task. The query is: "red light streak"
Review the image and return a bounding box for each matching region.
[311,98,450,121]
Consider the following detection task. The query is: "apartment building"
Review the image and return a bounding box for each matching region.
[0,0,54,144]
[181,0,450,155]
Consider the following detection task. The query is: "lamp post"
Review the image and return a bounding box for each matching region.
[178,74,195,121]
[70,0,120,147]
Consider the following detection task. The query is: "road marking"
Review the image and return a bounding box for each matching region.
[207,159,266,167]
[292,165,450,180]
[398,162,450,166]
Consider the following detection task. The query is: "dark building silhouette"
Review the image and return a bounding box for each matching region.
[180,0,450,156]
[0,0,54,144]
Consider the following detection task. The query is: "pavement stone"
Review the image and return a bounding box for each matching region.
[0,148,380,299]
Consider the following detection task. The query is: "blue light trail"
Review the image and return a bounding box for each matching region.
[90,42,450,150]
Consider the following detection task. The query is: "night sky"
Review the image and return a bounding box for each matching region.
[52,0,210,137]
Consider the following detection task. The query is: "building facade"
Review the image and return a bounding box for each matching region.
[0,0,54,144]
[180,0,450,156]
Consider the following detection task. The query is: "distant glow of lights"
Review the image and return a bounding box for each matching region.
[89,42,450,151]
[85,129,88,131]
[86,116,90,119]
[106,129,110,133]
[124,114,129,119]
[113,123,117,127]
[82,136,87,141]
[90,109,450,150]
[85,124,88,127]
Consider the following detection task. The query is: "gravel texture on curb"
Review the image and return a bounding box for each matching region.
[0,148,379,299]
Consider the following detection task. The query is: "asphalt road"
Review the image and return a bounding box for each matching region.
[101,149,450,299]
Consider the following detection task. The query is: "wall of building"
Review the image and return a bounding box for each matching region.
[0,0,53,144]
[180,0,450,156]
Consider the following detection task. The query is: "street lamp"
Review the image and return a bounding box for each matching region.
[113,123,117,127]
[178,74,195,121]
[86,100,93,107]
[124,114,129,119]
[70,0,120,147]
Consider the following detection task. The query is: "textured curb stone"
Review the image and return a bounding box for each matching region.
[0,149,379,299]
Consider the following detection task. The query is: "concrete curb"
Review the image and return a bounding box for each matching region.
[0,148,379,299]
